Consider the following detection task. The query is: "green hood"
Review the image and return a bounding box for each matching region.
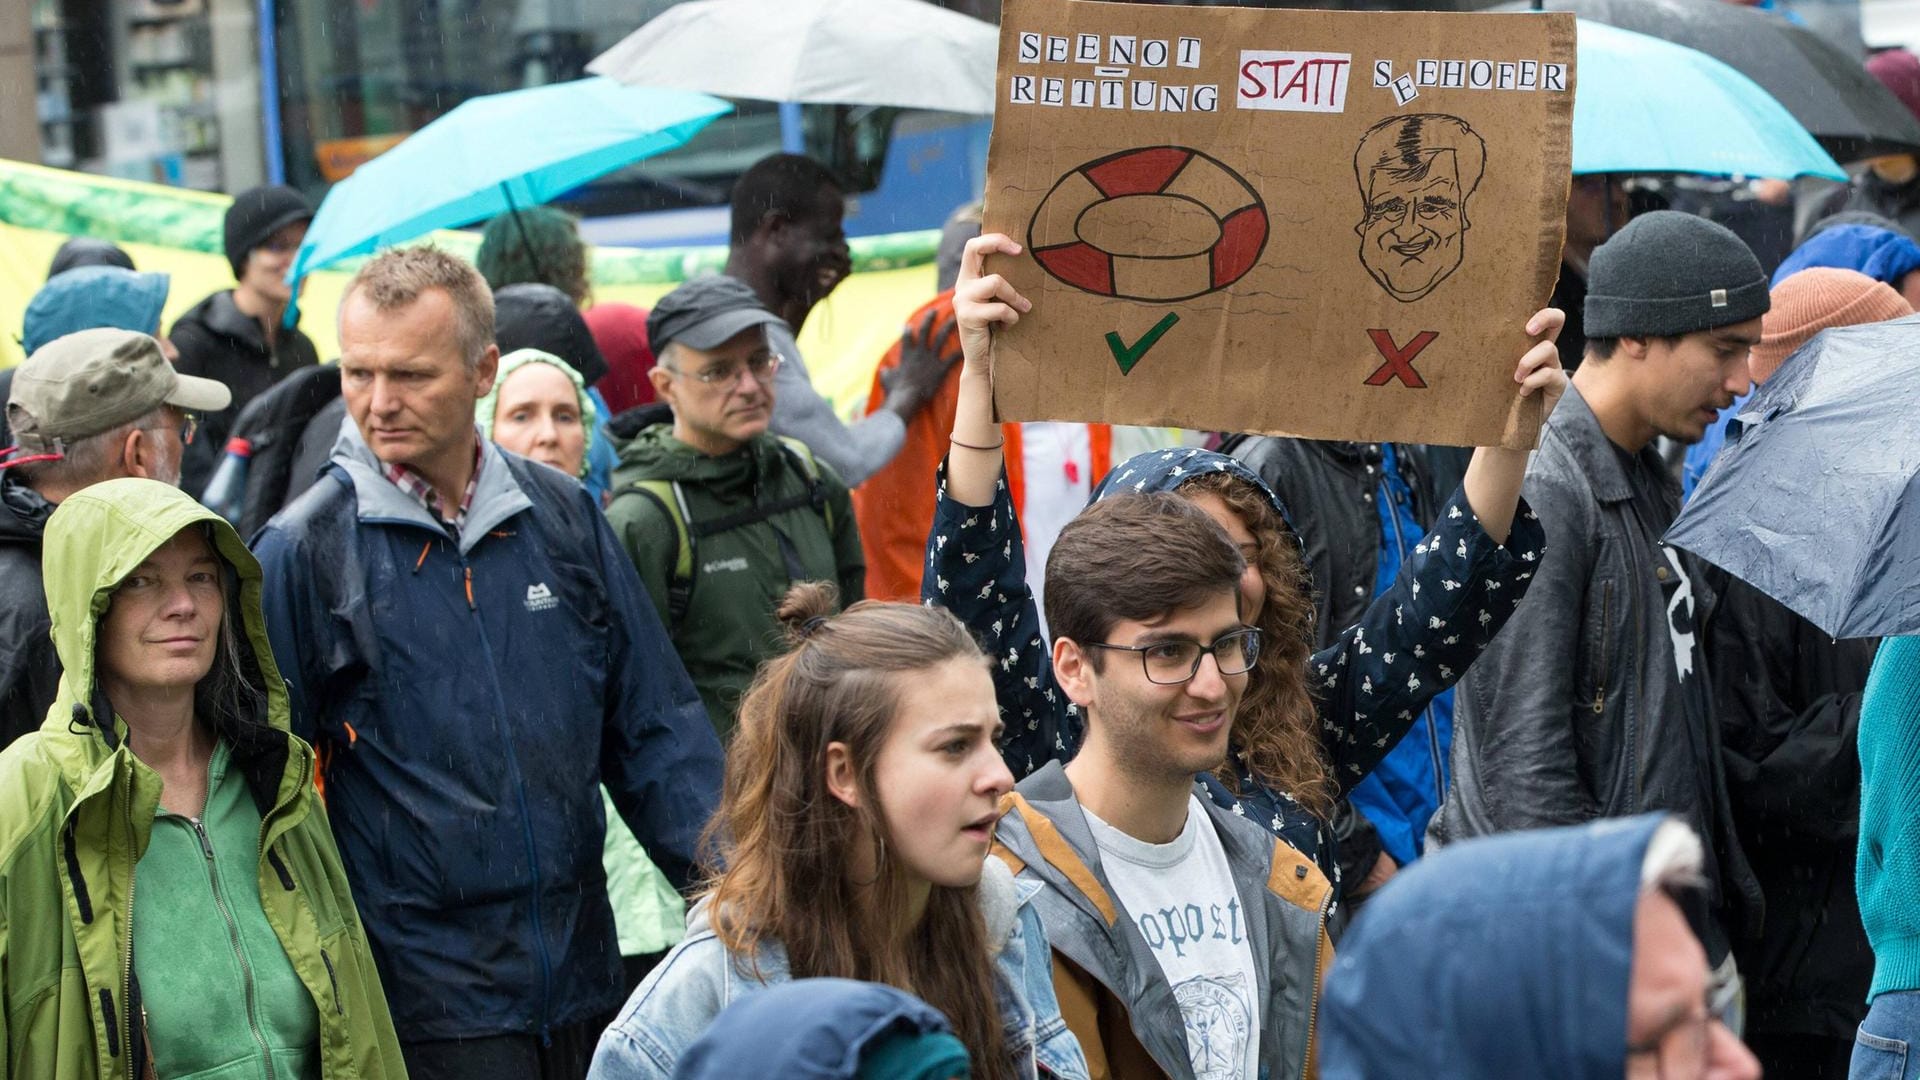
[41,477,290,753]
[612,422,791,495]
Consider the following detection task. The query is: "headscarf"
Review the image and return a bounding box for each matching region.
[1090,446,1297,538]
[476,348,599,478]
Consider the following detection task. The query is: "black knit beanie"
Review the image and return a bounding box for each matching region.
[223,184,313,278]
[1584,211,1770,338]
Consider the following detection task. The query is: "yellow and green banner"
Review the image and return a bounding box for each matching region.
[0,158,938,415]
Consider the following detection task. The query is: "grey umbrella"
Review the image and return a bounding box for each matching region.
[1497,0,1920,161]
[1668,315,1920,639]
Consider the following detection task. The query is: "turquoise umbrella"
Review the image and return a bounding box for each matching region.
[1573,20,1844,180]
[287,78,731,291]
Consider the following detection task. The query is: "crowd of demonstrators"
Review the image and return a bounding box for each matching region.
[17,135,1920,1080]
[724,153,953,486]
[1321,814,1761,1080]
[251,246,723,1079]
[605,276,864,739]
[933,231,1555,906]
[923,231,1559,1076]
[591,584,1088,1080]
[170,184,320,492]
[0,478,406,1076]
[1,329,228,748]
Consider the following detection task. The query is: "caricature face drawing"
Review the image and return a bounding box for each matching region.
[1354,115,1485,303]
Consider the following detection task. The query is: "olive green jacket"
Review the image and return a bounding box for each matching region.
[0,478,406,1079]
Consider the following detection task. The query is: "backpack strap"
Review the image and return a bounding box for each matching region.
[611,479,697,629]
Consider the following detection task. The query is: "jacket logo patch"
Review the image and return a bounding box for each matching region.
[702,556,751,574]
[524,582,558,612]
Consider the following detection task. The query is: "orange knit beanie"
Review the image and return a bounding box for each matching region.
[1751,268,1912,384]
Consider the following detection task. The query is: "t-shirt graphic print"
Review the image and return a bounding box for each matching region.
[1086,796,1262,1080]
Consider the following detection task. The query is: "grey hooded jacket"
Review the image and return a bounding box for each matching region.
[993,762,1334,1080]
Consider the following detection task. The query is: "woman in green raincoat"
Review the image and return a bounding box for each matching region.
[0,477,404,1079]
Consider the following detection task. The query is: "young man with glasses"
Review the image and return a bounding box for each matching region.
[170,184,321,491]
[0,328,227,749]
[993,492,1335,1080]
[606,275,865,740]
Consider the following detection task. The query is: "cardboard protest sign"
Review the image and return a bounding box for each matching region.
[984,0,1576,448]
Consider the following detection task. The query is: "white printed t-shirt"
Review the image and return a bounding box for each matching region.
[1084,796,1261,1080]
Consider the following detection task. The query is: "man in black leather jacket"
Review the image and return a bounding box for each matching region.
[1432,212,1769,964]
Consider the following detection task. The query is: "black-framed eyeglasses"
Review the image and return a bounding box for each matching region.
[1085,627,1262,685]
[178,411,198,446]
[673,350,784,391]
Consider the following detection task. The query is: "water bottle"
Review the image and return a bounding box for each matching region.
[201,437,251,523]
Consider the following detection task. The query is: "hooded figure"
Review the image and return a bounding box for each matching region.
[476,347,601,478]
[1320,815,1658,1078]
[0,478,404,1078]
[673,979,970,1080]
[493,283,619,499]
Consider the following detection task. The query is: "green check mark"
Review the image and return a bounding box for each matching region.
[1105,313,1180,375]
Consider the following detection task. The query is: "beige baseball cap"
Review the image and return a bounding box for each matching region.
[6,328,230,457]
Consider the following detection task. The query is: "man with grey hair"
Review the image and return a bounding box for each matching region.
[0,328,228,748]
[1320,814,1763,1079]
[253,246,723,1080]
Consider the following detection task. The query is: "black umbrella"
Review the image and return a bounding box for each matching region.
[1667,315,1920,638]
[1498,0,1920,162]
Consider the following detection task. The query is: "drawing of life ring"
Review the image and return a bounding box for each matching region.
[1027,146,1269,303]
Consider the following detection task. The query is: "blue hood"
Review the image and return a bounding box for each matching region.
[1773,224,1920,288]
[672,978,964,1080]
[1320,814,1671,1080]
[1090,447,1295,533]
[22,266,169,355]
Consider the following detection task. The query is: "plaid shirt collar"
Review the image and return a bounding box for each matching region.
[383,433,483,531]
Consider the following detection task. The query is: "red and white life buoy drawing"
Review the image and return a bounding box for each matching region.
[1027,146,1269,303]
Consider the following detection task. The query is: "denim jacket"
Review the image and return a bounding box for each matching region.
[587,859,1091,1079]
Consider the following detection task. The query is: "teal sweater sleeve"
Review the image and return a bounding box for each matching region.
[1858,635,1920,1000]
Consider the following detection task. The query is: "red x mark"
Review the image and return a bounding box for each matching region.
[1364,329,1438,388]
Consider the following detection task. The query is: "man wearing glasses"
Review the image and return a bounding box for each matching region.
[606,276,865,740]
[1319,813,1762,1080]
[0,328,226,749]
[993,493,1332,1080]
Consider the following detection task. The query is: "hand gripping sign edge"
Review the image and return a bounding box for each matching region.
[1027,146,1270,303]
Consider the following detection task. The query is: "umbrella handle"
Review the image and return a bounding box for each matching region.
[501,183,554,290]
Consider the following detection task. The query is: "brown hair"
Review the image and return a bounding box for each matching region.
[1176,471,1331,818]
[341,246,495,369]
[704,582,1012,1080]
[1043,492,1246,666]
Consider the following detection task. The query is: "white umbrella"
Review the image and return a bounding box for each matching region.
[587,0,999,115]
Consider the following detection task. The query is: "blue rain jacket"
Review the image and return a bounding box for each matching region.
[253,421,723,1042]
[1320,814,1668,1079]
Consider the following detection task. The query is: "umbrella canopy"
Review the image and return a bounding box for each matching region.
[1572,21,1843,180]
[587,0,998,114]
[1667,315,1920,638]
[288,78,731,289]
[1501,0,1920,161]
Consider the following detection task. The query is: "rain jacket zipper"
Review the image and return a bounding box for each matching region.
[187,813,279,1080]
[1302,886,1334,1079]
[458,547,557,1042]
